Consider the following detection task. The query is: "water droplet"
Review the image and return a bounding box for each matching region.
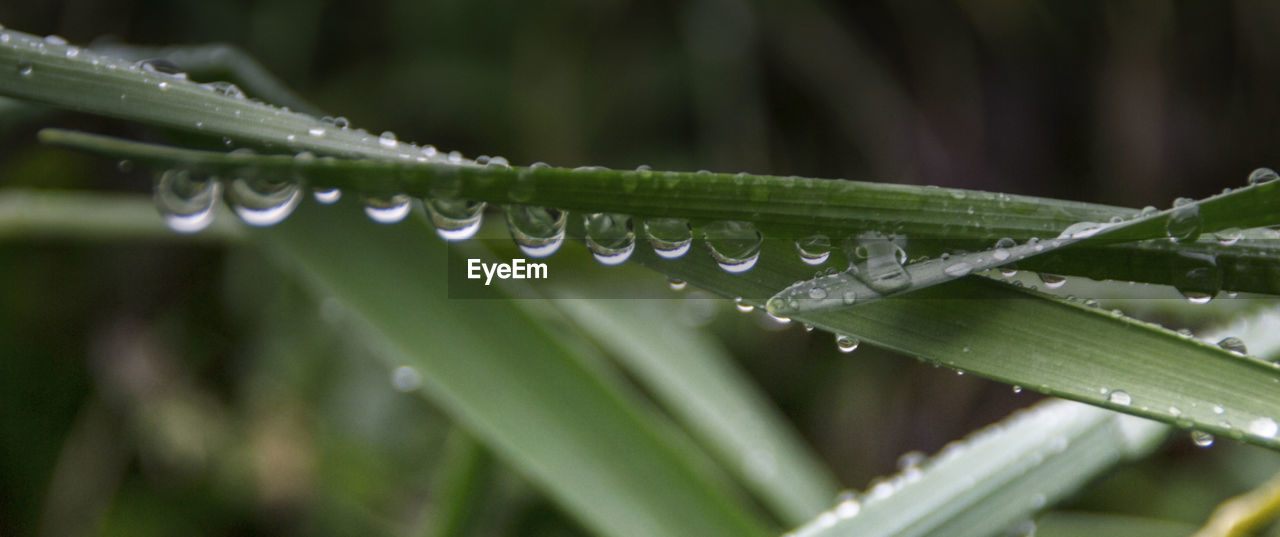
[227,175,303,227]
[896,451,926,470]
[313,188,342,204]
[1038,273,1067,289]
[1248,417,1278,439]
[363,194,413,224]
[16,61,32,77]
[1213,405,1225,415]
[207,81,244,99]
[734,297,754,313]
[644,218,692,259]
[1174,256,1221,304]
[1166,200,1202,243]
[1057,221,1105,239]
[391,366,422,392]
[667,278,687,291]
[1217,336,1248,355]
[584,213,635,265]
[1012,385,1023,394]
[322,116,351,129]
[116,160,134,173]
[425,198,485,241]
[943,262,973,277]
[1248,167,1279,185]
[133,58,185,77]
[308,126,326,137]
[43,34,67,46]
[153,169,221,234]
[851,234,911,293]
[703,220,762,273]
[835,334,859,353]
[796,234,832,265]
[379,131,398,148]
[506,206,566,257]
[834,496,861,519]
[1107,390,1131,406]
[1215,227,1243,246]
[1191,430,1215,447]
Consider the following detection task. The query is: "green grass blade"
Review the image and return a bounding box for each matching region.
[36,128,1280,299]
[423,428,492,537]
[259,201,773,537]
[87,41,325,116]
[785,399,1166,537]
[551,297,840,525]
[622,233,1280,450]
[767,179,1280,314]
[0,187,244,242]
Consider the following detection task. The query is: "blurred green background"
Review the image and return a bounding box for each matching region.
[2,1,1280,535]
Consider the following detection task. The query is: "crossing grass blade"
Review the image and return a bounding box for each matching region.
[35,128,1280,297]
[549,297,840,526]
[782,399,1167,537]
[256,200,774,537]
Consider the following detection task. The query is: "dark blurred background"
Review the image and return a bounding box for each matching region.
[2,1,1280,536]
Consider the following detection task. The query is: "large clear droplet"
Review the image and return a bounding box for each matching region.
[133,58,186,78]
[506,206,566,258]
[703,220,762,273]
[379,131,398,148]
[153,169,221,234]
[1166,199,1203,243]
[227,175,303,227]
[1216,336,1248,355]
[1248,167,1279,186]
[1173,254,1221,304]
[835,334,859,353]
[1106,390,1132,406]
[644,217,692,259]
[363,194,413,224]
[1057,221,1105,239]
[850,234,911,294]
[391,365,422,392]
[425,197,485,241]
[1190,430,1214,447]
[584,213,635,265]
[207,81,245,99]
[1038,273,1067,289]
[313,188,342,204]
[796,234,831,265]
[1249,417,1278,439]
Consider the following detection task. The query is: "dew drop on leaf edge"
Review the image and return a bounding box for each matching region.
[153,169,221,234]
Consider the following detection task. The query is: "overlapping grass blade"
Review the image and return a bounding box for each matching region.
[782,399,1166,537]
[258,201,773,537]
[622,235,1280,450]
[550,297,840,525]
[36,128,1280,297]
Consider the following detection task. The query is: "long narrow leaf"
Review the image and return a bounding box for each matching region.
[259,201,773,537]
[782,399,1166,537]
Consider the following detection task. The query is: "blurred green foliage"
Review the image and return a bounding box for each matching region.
[3,1,1280,536]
